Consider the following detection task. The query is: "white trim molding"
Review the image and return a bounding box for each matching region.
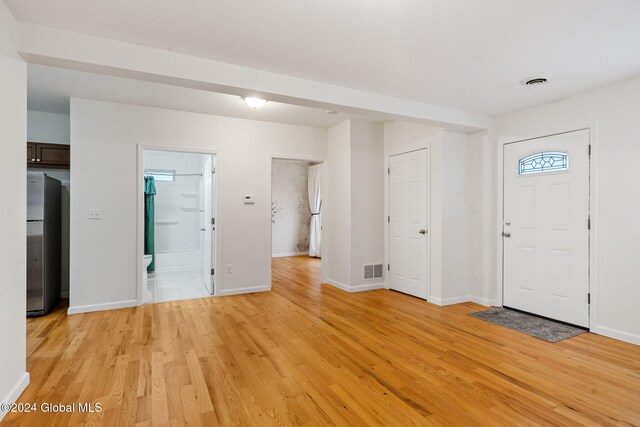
[67,299,138,315]
[272,252,310,258]
[0,373,30,422]
[469,296,498,307]
[324,279,385,293]
[137,144,221,304]
[591,326,640,347]
[495,123,600,332]
[430,295,500,307]
[217,286,270,297]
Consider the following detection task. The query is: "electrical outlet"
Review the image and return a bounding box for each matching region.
[88,209,101,219]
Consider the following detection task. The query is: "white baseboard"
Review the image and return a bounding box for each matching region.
[429,295,471,306]
[67,299,138,315]
[154,266,202,273]
[217,286,270,296]
[469,296,498,307]
[429,295,497,307]
[324,279,385,293]
[591,325,640,346]
[272,252,309,258]
[0,372,30,422]
[350,282,386,292]
[325,279,350,292]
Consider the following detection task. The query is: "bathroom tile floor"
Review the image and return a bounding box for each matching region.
[144,269,212,304]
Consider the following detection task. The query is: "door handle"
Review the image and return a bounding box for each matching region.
[502,231,511,238]
[419,229,427,235]
[201,228,206,231]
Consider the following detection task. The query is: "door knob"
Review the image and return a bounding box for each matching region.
[419,229,427,235]
[502,231,511,238]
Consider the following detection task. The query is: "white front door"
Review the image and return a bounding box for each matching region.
[202,155,214,295]
[389,149,428,299]
[503,129,590,327]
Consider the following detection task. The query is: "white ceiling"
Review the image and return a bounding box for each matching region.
[27,64,356,128]
[7,0,640,116]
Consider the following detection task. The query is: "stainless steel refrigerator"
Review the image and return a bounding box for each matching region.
[27,172,61,316]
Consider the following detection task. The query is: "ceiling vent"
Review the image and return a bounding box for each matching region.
[522,77,548,86]
[364,264,384,280]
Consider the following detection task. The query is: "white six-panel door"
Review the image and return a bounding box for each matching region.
[503,130,590,326]
[389,149,428,299]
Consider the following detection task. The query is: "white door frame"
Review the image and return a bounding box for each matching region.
[136,144,220,305]
[386,148,431,300]
[268,154,326,288]
[495,123,599,330]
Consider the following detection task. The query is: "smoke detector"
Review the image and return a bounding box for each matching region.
[522,77,548,86]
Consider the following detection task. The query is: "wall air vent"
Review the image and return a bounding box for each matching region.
[364,264,384,280]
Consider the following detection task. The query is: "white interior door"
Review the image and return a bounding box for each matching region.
[202,155,214,295]
[503,129,590,327]
[389,149,428,299]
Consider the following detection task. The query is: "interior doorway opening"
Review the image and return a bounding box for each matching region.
[271,158,323,288]
[141,149,216,304]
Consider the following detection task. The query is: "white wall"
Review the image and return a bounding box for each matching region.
[324,120,351,289]
[324,119,385,291]
[271,159,312,257]
[27,110,70,144]
[468,130,496,306]
[350,120,384,287]
[144,150,206,272]
[495,76,640,345]
[383,122,487,305]
[0,2,28,420]
[70,98,326,312]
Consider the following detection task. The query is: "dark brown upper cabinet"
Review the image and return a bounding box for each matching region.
[27,142,70,169]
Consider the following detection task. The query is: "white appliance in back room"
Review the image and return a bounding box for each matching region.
[26,171,61,316]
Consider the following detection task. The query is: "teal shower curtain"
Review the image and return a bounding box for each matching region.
[144,176,156,271]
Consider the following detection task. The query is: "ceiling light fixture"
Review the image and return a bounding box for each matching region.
[243,97,267,109]
[522,77,548,86]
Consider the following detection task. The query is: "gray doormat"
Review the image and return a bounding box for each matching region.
[469,308,586,342]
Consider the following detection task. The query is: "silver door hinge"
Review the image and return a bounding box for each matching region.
[211,268,215,276]
[588,293,591,304]
[387,264,390,271]
[212,167,216,174]
[588,145,591,157]
[387,167,390,174]
[211,218,215,225]
[587,217,591,230]
[387,216,390,223]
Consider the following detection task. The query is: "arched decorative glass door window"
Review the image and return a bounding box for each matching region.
[518,151,569,175]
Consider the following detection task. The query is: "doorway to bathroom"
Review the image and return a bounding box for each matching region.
[141,149,216,304]
[270,157,323,289]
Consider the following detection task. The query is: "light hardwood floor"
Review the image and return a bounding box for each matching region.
[4,256,640,426]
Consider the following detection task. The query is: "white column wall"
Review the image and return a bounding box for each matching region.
[0,2,29,419]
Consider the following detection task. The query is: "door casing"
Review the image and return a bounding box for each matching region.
[136,144,220,305]
[496,123,599,331]
[387,148,431,300]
